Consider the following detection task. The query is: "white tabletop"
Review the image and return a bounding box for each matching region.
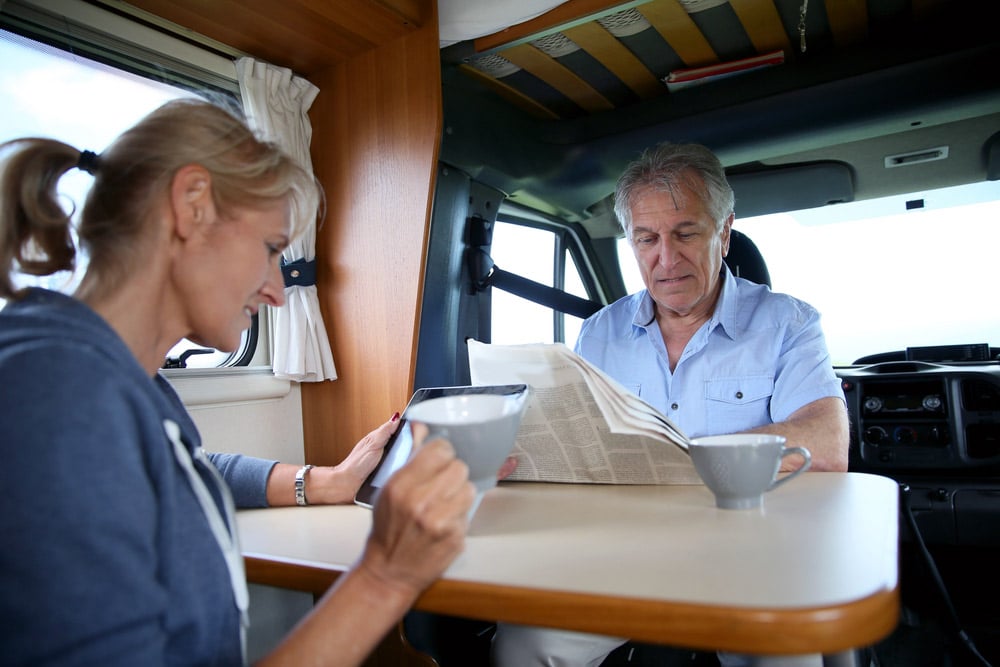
[238,472,900,654]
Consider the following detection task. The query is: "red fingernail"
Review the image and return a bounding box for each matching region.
[391,412,400,422]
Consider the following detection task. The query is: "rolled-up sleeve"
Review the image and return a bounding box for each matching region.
[207,452,278,508]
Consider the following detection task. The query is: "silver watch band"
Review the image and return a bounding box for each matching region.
[295,464,315,506]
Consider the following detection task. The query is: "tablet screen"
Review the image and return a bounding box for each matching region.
[354,384,528,508]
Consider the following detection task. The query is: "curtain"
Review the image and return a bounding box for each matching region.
[236,57,337,382]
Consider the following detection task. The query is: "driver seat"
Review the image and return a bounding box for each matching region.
[724,229,771,287]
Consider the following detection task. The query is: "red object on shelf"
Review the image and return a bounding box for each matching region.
[664,50,786,91]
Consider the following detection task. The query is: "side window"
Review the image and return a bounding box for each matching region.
[616,238,644,295]
[0,23,253,369]
[489,219,589,347]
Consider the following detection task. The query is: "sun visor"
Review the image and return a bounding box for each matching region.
[729,162,854,219]
[986,131,1000,181]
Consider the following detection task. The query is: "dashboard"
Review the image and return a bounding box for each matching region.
[837,359,1000,546]
[840,361,1000,471]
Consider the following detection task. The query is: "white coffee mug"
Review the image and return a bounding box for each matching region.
[687,434,811,510]
[407,393,528,516]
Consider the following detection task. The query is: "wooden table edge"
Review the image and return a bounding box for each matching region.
[244,555,900,655]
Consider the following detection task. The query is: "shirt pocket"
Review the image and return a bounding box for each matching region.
[704,375,774,433]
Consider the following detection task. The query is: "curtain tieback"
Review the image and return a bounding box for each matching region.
[281,257,317,287]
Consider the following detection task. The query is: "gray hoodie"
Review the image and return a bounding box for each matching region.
[0,289,276,666]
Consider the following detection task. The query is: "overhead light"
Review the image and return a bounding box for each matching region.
[884,146,949,168]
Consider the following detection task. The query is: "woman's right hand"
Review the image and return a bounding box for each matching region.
[260,426,474,666]
[356,424,474,600]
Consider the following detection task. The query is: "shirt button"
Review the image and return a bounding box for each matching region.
[671,403,679,410]
[735,392,743,399]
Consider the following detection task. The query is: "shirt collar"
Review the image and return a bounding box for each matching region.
[713,264,739,340]
[630,265,739,339]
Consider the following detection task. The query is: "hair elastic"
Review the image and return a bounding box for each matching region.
[76,150,99,175]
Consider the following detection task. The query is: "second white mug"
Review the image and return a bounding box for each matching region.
[687,434,811,510]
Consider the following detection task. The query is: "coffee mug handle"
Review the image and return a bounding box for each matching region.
[420,428,450,446]
[768,446,812,490]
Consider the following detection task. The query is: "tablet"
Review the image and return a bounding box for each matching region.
[354,384,529,508]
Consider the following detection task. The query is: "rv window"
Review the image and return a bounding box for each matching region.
[490,220,587,347]
[0,28,252,369]
[617,180,1000,366]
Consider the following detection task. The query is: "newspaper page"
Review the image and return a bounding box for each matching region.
[468,340,701,485]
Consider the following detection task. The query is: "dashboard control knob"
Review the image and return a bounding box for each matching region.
[863,396,883,413]
[922,394,943,411]
[894,426,917,444]
[864,426,888,445]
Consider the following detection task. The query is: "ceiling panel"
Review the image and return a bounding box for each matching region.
[452,0,927,120]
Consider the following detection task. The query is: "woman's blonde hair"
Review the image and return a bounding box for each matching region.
[0,98,320,299]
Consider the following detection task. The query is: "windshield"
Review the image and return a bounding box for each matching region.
[618,180,1000,366]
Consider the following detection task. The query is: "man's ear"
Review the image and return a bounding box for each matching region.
[720,213,735,257]
[170,164,213,240]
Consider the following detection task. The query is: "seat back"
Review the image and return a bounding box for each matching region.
[724,229,771,287]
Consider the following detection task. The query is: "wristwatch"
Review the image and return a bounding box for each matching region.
[295,464,315,506]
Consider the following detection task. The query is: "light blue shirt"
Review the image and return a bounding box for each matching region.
[574,267,844,439]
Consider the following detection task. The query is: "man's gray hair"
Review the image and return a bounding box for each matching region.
[614,142,734,233]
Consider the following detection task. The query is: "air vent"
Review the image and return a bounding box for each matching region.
[532,33,579,58]
[884,146,949,168]
[469,53,520,78]
[598,8,651,37]
[678,0,731,12]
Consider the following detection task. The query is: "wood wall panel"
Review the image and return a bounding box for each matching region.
[301,6,441,465]
[120,0,425,75]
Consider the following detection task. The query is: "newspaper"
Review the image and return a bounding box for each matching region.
[468,340,701,485]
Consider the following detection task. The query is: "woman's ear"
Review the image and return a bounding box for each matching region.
[170,164,213,241]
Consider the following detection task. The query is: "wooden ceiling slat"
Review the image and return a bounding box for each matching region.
[636,0,718,67]
[562,22,664,98]
[729,0,791,54]
[457,64,562,119]
[502,43,616,113]
[823,0,869,47]
[473,0,636,53]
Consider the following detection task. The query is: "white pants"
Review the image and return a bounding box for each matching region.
[491,624,625,667]
[492,623,827,667]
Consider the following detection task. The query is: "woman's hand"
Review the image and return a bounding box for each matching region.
[329,414,402,491]
[260,425,473,666]
[265,414,401,506]
[356,424,474,598]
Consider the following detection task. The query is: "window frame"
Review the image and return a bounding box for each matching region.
[1,0,276,372]
[491,203,611,345]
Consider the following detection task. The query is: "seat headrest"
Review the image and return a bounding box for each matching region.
[724,229,771,287]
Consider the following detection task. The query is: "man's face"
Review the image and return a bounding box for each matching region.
[627,181,732,321]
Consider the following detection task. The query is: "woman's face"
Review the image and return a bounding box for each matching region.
[182,200,290,352]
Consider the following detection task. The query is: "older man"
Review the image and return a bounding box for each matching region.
[492,142,849,667]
